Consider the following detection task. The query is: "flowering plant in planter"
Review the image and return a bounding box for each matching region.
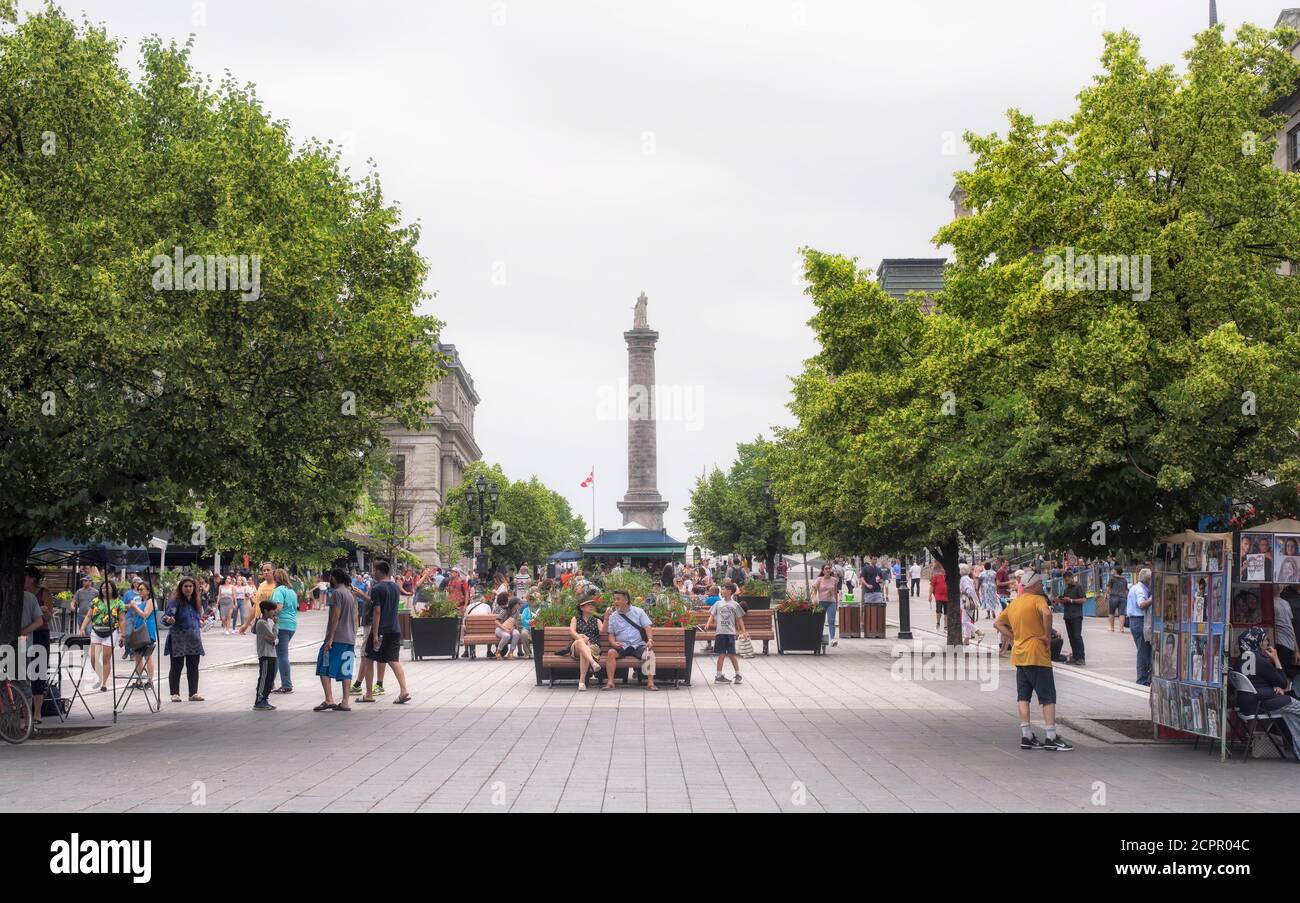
[532,601,576,628]
[644,595,693,628]
[776,586,817,614]
[415,590,459,619]
[741,579,771,597]
[602,569,654,600]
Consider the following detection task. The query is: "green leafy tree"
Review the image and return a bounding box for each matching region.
[771,249,1028,646]
[935,23,1300,554]
[685,437,786,575]
[0,7,443,644]
[776,23,1300,646]
[436,462,585,573]
[356,452,423,564]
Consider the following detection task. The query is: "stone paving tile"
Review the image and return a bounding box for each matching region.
[6,606,1298,813]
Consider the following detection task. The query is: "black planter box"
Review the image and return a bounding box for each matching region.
[776,610,826,654]
[410,616,461,661]
[737,594,771,611]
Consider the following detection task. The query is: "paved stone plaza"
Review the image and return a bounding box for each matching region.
[2,589,1297,814]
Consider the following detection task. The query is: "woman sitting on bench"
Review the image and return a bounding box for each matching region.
[1239,627,1300,760]
[567,596,603,691]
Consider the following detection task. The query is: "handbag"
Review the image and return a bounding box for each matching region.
[91,602,115,638]
[736,635,756,659]
[126,614,152,653]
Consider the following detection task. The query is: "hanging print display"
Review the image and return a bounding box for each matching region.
[1150,531,1230,741]
[1274,535,1300,584]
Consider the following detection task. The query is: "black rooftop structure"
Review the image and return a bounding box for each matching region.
[877,258,946,311]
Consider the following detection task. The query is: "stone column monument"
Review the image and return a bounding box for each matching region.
[617,292,669,530]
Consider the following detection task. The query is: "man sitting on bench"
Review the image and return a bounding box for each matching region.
[602,590,657,692]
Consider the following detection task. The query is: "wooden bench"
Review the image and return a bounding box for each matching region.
[461,613,501,658]
[690,609,716,646]
[534,627,694,687]
[743,609,775,655]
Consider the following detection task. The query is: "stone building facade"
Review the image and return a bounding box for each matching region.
[381,344,481,566]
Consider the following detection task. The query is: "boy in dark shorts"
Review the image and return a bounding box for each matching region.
[351,584,378,699]
[993,569,1073,751]
[361,560,411,705]
[704,582,749,685]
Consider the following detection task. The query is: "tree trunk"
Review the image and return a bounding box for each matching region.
[932,535,963,648]
[0,534,35,650]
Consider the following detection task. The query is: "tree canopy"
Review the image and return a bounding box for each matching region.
[772,23,1300,643]
[0,6,444,643]
[435,461,586,572]
[935,23,1300,550]
[685,437,786,573]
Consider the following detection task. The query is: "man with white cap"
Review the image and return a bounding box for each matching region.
[993,568,1073,751]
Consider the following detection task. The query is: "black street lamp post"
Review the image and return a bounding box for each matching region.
[463,475,500,580]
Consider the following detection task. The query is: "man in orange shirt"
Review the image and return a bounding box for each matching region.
[994,569,1074,752]
[239,562,277,636]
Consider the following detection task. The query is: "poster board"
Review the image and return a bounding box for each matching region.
[1149,532,1230,749]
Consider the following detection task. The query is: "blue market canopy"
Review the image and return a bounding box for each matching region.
[548,550,582,563]
[581,526,687,558]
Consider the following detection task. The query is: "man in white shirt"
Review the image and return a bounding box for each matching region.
[602,590,656,692]
[909,562,922,597]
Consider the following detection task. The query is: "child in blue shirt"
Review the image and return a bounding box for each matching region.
[519,593,537,659]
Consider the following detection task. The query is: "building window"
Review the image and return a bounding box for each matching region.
[1289,124,1300,173]
[392,454,406,487]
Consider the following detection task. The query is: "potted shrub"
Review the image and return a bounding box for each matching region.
[410,589,460,660]
[738,578,772,611]
[775,590,826,655]
[602,569,654,601]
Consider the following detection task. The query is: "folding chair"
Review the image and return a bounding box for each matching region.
[55,635,94,722]
[1227,670,1288,763]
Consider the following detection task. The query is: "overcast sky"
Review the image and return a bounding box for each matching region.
[26,0,1293,541]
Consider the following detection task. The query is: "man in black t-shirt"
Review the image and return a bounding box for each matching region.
[358,560,411,705]
[1056,570,1087,665]
[860,556,885,603]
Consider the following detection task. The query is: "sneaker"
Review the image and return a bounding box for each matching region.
[254,701,274,711]
[714,674,732,683]
[350,683,363,696]
[732,674,743,685]
[1043,735,1074,752]
[273,687,294,694]
[1020,734,1043,751]
[374,684,386,696]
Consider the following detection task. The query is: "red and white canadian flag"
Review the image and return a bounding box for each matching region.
[580,470,594,488]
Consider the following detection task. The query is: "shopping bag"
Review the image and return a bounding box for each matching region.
[736,635,756,659]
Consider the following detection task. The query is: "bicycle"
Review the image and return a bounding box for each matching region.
[0,678,33,744]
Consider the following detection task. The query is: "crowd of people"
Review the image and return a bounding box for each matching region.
[15,546,1160,751]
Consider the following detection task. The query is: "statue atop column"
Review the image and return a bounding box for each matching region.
[633,292,649,329]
